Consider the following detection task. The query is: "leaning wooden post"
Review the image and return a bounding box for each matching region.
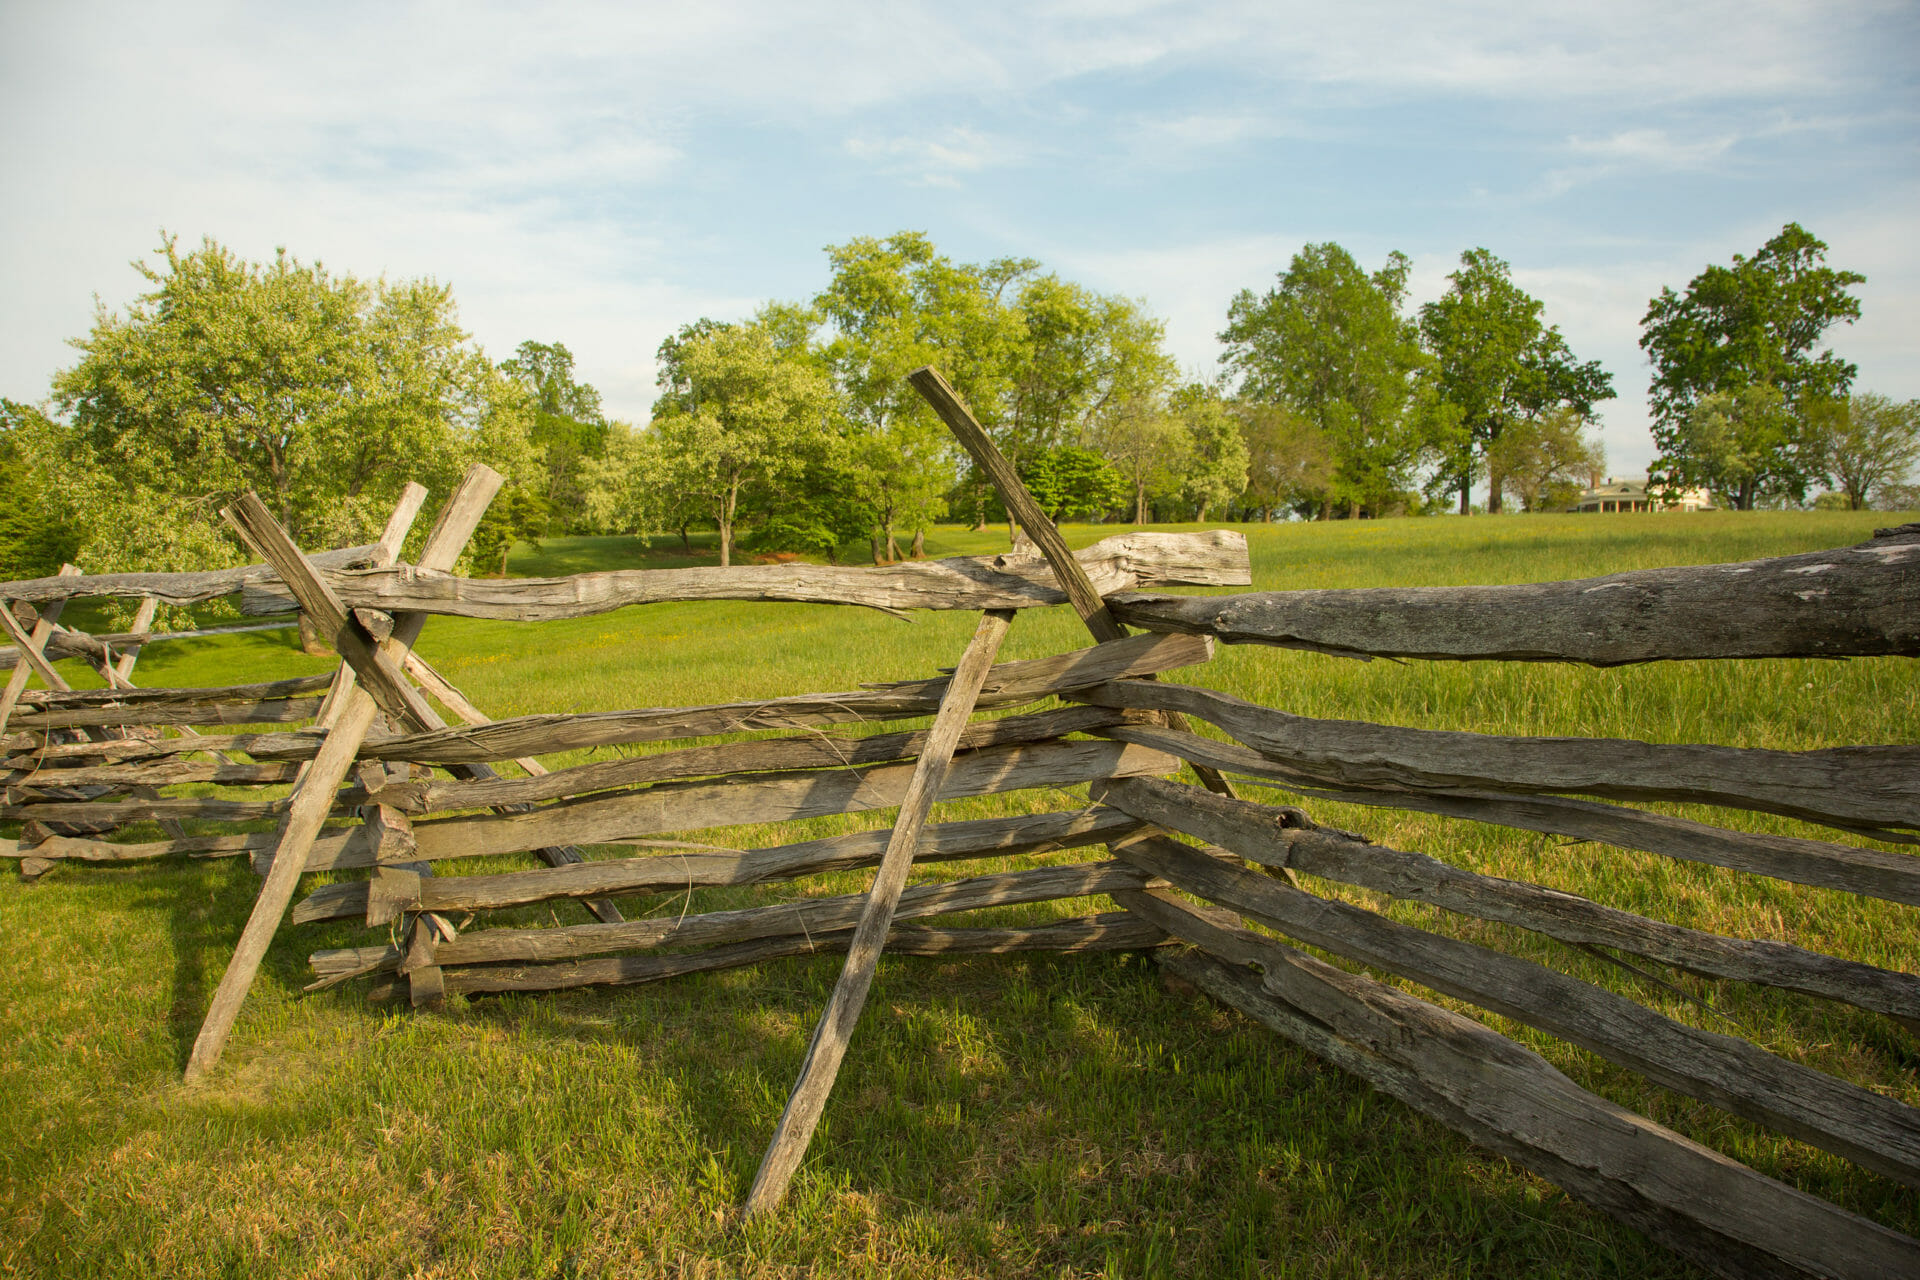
[0,565,82,733]
[741,609,1014,1219]
[182,482,467,1082]
[907,365,1238,804]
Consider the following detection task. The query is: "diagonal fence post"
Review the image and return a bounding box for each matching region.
[183,478,478,1081]
[741,608,1015,1218]
[907,364,1239,804]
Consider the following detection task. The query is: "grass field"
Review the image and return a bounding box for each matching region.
[2,510,1916,1278]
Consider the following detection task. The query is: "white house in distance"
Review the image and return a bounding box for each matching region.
[1572,477,1714,513]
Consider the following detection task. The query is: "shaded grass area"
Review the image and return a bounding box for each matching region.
[2,510,1915,1277]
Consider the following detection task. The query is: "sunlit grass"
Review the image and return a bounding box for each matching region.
[1,509,1914,1278]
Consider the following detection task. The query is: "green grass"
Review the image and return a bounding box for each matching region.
[3,510,1917,1278]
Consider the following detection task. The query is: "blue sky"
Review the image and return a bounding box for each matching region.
[5,1,1916,479]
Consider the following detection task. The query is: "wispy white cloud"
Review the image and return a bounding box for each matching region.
[843,128,1017,187]
[1,0,1913,435]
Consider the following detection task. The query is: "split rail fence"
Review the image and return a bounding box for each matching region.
[2,364,1917,1277]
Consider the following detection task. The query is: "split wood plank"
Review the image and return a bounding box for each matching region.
[0,542,387,606]
[743,609,1014,1218]
[14,631,1207,768]
[368,914,1167,1000]
[236,530,1250,619]
[311,859,1157,980]
[1074,678,1920,837]
[300,739,1177,873]
[1115,832,1920,1188]
[182,479,464,1081]
[294,806,1144,925]
[1096,775,1920,1027]
[370,705,1123,815]
[1095,721,1920,907]
[1109,520,1920,665]
[1135,892,1920,1280]
[908,364,1239,802]
[12,673,337,712]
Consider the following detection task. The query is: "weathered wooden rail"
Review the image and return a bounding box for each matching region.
[2,366,1915,1277]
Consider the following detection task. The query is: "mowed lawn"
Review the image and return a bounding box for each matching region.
[2,510,1916,1279]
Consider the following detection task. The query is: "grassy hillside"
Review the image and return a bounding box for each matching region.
[2,510,1915,1278]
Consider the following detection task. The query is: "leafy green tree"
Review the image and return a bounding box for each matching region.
[649,320,836,567]
[1171,383,1249,522]
[1097,401,1192,524]
[813,233,1022,551]
[1236,401,1333,520]
[0,401,80,578]
[1220,244,1428,518]
[44,235,534,575]
[1017,446,1128,523]
[467,486,550,576]
[1641,224,1863,505]
[500,340,612,532]
[1674,385,1812,509]
[1419,248,1613,513]
[1490,408,1606,512]
[1807,392,1920,510]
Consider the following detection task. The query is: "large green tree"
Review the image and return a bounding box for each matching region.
[500,340,612,533]
[810,234,1019,553]
[1236,401,1333,521]
[1170,383,1249,522]
[1641,223,1863,507]
[649,320,836,567]
[45,235,535,574]
[1807,392,1919,510]
[1419,248,1613,513]
[1220,244,1427,518]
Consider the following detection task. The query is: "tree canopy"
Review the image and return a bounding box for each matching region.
[1220,243,1428,517]
[1419,248,1613,513]
[42,234,536,576]
[1641,223,1863,507]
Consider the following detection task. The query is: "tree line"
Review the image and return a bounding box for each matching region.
[2,224,1913,585]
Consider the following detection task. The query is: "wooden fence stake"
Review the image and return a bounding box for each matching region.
[0,566,83,732]
[182,481,466,1082]
[741,609,1014,1218]
[908,365,1241,804]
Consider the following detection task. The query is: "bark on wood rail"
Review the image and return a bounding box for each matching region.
[1097,776,1920,1027]
[1109,521,1920,665]
[423,913,1167,998]
[237,530,1251,619]
[1116,833,1920,1189]
[263,630,1211,766]
[1097,722,1920,906]
[1073,679,1920,836]
[294,738,1178,873]
[294,807,1144,924]
[313,857,1154,980]
[0,543,386,605]
[5,632,1205,771]
[1144,905,1920,1280]
[365,705,1126,814]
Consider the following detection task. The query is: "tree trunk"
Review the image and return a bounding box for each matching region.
[719,483,737,568]
[1196,498,1211,524]
[1134,480,1148,526]
[1488,473,1503,514]
[870,533,884,566]
[678,524,690,553]
[910,529,925,559]
[1460,480,1471,516]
